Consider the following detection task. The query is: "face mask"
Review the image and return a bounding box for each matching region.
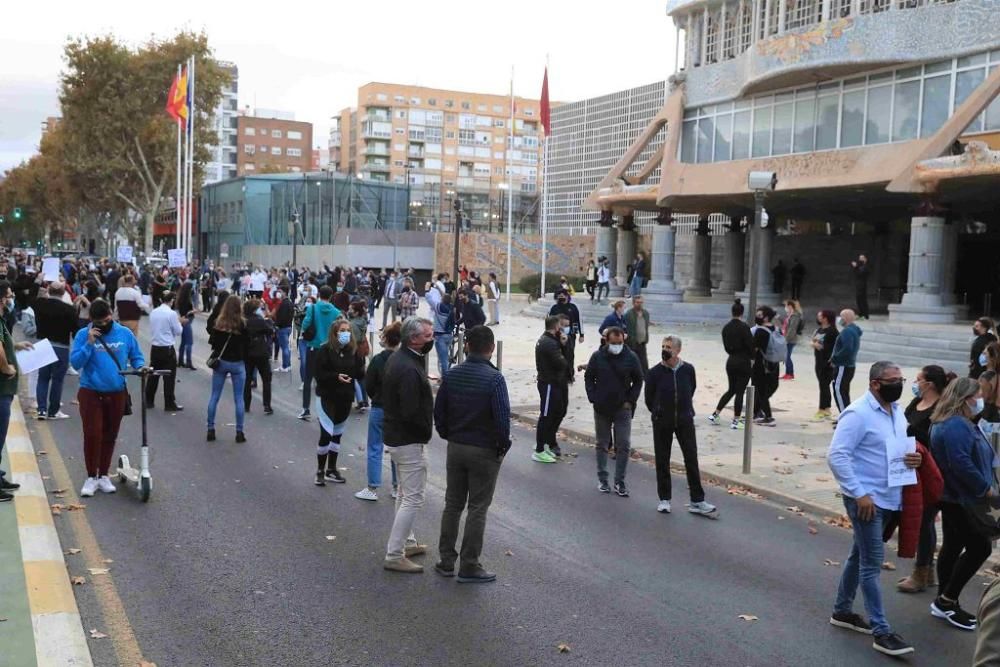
[95,320,113,335]
[608,343,624,355]
[911,383,921,397]
[561,326,571,336]
[419,340,434,355]
[4,300,13,313]
[336,286,343,293]
[754,316,764,325]
[662,349,673,362]
[337,331,352,346]
[971,397,986,417]
[876,381,904,404]
[980,353,989,367]
[837,317,845,328]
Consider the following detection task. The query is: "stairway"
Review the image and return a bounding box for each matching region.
[853,318,971,374]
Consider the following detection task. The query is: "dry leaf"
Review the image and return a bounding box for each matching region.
[882,562,896,571]
[87,568,110,575]
[102,559,114,564]
[325,536,337,541]
[808,526,819,535]
[89,629,108,639]
[139,661,158,667]
[36,451,47,456]
[557,643,571,653]
[824,559,841,566]
[505,550,514,557]
[50,504,64,515]
[71,576,86,586]
[65,548,82,555]
[66,503,87,511]
[737,614,759,622]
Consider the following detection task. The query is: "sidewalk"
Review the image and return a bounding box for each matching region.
[0,395,92,667]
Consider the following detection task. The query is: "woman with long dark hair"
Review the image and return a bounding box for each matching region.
[176,282,196,370]
[312,319,365,486]
[206,295,248,443]
[708,299,754,430]
[811,309,839,420]
[751,305,780,425]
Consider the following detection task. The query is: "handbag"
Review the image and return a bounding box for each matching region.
[96,335,133,416]
[301,304,317,342]
[963,442,1000,539]
[207,333,233,370]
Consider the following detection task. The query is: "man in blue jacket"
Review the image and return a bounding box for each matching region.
[298,285,342,420]
[70,299,145,498]
[831,308,862,415]
[584,326,643,497]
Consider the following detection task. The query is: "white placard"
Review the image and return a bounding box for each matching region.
[116,246,133,264]
[887,435,918,487]
[168,248,186,268]
[141,295,152,309]
[15,338,58,375]
[41,258,59,282]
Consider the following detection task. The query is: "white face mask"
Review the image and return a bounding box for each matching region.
[608,343,624,355]
[971,397,986,417]
[561,326,571,336]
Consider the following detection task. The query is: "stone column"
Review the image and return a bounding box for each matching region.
[712,216,746,299]
[614,214,637,297]
[889,215,963,323]
[645,208,684,306]
[736,221,780,306]
[684,216,713,299]
[940,221,958,305]
[595,214,618,289]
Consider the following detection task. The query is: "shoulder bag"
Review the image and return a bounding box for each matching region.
[962,433,1000,539]
[302,304,317,342]
[96,335,133,416]
[207,333,233,370]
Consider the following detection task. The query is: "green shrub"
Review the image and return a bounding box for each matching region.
[518,273,586,299]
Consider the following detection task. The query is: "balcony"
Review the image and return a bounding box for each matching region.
[364,107,391,123]
[363,142,391,156]
[363,161,391,172]
[407,146,425,158]
[362,121,392,140]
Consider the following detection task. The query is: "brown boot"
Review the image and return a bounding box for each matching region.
[896,565,929,593]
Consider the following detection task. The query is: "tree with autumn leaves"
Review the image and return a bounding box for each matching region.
[0,31,229,253]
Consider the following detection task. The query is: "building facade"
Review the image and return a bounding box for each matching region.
[329,82,544,233]
[236,112,313,175]
[204,61,239,184]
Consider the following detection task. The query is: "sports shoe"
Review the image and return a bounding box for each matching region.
[0,489,12,503]
[383,557,423,573]
[707,413,720,425]
[273,366,290,373]
[531,450,556,464]
[730,419,741,430]
[48,411,70,420]
[391,486,399,500]
[97,476,117,494]
[235,431,246,443]
[657,500,672,513]
[598,481,611,493]
[263,407,274,415]
[457,566,497,584]
[0,477,20,491]
[404,543,427,558]
[355,487,378,501]
[164,405,184,412]
[812,410,831,421]
[315,471,326,486]
[434,561,455,577]
[614,481,629,497]
[206,429,216,442]
[80,477,99,497]
[829,611,873,635]
[67,367,78,376]
[549,445,562,457]
[872,633,914,657]
[35,413,46,421]
[931,597,977,630]
[780,374,795,380]
[298,383,304,390]
[297,409,310,421]
[757,417,776,427]
[689,501,717,515]
[325,469,346,483]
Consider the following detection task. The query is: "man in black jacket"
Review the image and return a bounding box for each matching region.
[852,254,870,320]
[644,335,716,517]
[433,325,510,583]
[382,316,435,574]
[456,289,486,329]
[970,317,996,379]
[270,290,294,373]
[243,301,275,415]
[33,282,78,420]
[534,315,570,463]
[548,290,583,382]
[584,326,643,497]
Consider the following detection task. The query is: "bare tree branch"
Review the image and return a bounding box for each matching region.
[115,190,143,212]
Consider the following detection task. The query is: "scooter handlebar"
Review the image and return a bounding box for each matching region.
[118,368,172,377]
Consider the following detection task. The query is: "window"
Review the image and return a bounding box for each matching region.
[244,144,255,154]
[772,102,794,155]
[287,130,302,140]
[271,146,282,155]
[815,93,839,149]
[892,79,920,141]
[426,127,443,142]
[732,111,751,159]
[395,128,405,135]
[721,6,737,60]
[271,129,282,139]
[737,0,753,53]
[444,99,454,108]
[410,97,421,105]
[751,106,771,157]
[287,148,302,157]
[244,127,256,136]
[793,94,816,153]
[396,110,407,119]
[840,89,865,147]
[259,144,268,153]
[524,108,534,116]
[425,158,442,170]
[377,93,388,101]
[461,101,471,110]
[446,130,455,139]
[786,0,821,31]
[492,105,504,114]
[864,84,891,144]
[696,117,714,163]
[394,95,405,103]
[920,74,951,137]
[475,131,491,145]
[493,119,505,128]
[714,112,733,161]
[458,129,475,144]
[428,98,437,106]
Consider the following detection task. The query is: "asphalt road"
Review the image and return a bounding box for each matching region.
[33,320,981,667]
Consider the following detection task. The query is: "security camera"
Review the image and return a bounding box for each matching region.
[748,171,778,191]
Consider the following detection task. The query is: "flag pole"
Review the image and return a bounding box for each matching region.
[186,55,196,263]
[174,64,182,254]
[539,59,550,301]
[505,66,514,302]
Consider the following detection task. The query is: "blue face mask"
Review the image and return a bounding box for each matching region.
[980,353,989,367]
[911,383,920,398]
[337,331,352,346]
[971,397,986,417]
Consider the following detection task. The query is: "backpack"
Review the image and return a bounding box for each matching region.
[764,328,787,364]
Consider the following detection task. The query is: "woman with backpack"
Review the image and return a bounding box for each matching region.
[242,299,275,416]
[780,300,803,380]
[206,295,249,443]
[751,305,781,426]
[312,319,366,486]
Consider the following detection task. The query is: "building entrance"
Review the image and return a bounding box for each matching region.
[957,230,1000,317]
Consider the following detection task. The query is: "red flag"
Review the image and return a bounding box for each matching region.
[166,73,180,123]
[165,68,189,126]
[539,66,550,136]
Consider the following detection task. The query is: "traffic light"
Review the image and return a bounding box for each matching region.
[12,207,22,221]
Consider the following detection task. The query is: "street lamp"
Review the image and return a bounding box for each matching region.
[288,211,302,269]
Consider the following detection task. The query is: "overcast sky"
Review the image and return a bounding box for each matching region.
[0,1,677,172]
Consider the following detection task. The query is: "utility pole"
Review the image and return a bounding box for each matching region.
[452,197,462,283]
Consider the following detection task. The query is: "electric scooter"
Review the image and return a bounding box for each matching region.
[116,368,170,502]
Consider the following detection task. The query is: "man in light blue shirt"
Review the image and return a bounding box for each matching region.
[826,360,923,658]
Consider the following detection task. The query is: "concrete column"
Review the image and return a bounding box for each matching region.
[940,221,958,305]
[889,216,964,323]
[735,222,780,306]
[684,217,713,299]
[645,210,685,307]
[615,216,637,297]
[595,222,618,285]
[713,219,746,298]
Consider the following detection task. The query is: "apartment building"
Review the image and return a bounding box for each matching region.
[330,82,544,231]
[236,111,313,175]
[204,61,239,184]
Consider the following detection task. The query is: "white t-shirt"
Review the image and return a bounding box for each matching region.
[598,266,611,283]
[250,271,266,291]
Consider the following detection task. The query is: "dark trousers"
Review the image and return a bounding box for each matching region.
[832,365,855,413]
[564,335,577,380]
[596,282,609,302]
[856,287,869,318]
[653,419,704,503]
[302,348,317,410]
[629,342,648,375]
[937,501,992,600]
[244,355,272,411]
[78,388,127,477]
[816,361,834,410]
[536,381,568,452]
[791,278,803,300]
[716,357,751,418]
[752,365,778,419]
[585,280,596,299]
[438,441,502,571]
[145,345,178,408]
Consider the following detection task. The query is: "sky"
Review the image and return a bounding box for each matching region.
[0,1,678,173]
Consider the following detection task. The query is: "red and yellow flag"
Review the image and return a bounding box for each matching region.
[166,68,189,126]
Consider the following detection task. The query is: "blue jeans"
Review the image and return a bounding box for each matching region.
[365,406,398,489]
[434,334,452,377]
[835,496,893,637]
[207,360,246,431]
[37,345,70,416]
[0,394,12,480]
[277,327,292,370]
[629,274,643,296]
[178,321,194,367]
[298,337,309,383]
[785,342,796,376]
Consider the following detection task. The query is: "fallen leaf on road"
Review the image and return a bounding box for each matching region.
[139,661,158,667]
[737,614,759,622]
[325,536,336,541]
[808,526,819,535]
[36,451,47,456]
[785,506,802,513]
[50,504,64,515]
[505,550,514,557]
[50,488,66,494]
[89,629,108,639]
[815,475,831,482]
[824,559,841,566]
[557,643,571,653]
[65,548,81,555]
[87,568,110,575]
[882,562,896,571]
[774,466,793,475]
[824,515,852,529]
[66,503,87,511]
[71,576,86,586]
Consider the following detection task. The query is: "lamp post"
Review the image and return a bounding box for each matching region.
[288,211,301,269]
[451,196,462,283]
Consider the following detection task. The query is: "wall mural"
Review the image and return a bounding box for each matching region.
[756,18,854,64]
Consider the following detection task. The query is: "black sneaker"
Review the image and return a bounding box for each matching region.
[457,566,497,584]
[931,597,977,630]
[0,478,20,491]
[263,407,274,416]
[314,471,326,487]
[598,481,611,493]
[325,469,346,484]
[872,633,914,657]
[550,445,562,457]
[434,562,455,577]
[614,481,629,498]
[165,404,184,412]
[235,431,246,443]
[206,429,216,442]
[297,409,311,421]
[0,489,12,502]
[829,611,873,635]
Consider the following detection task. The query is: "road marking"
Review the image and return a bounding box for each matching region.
[34,414,148,666]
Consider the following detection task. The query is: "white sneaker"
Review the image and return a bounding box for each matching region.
[391,487,399,500]
[67,367,79,376]
[298,383,304,391]
[354,487,378,501]
[273,366,291,373]
[689,501,717,515]
[707,413,719,425]
[97,476,117,494]
[657,500,672,513]
[80,477,99,497]
[49,411,71,420]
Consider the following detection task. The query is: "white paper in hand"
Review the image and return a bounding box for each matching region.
[168,248,186,268]
[42,258,60,282]
[15,338,58,375]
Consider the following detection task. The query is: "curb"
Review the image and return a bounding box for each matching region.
[8,396,93,667]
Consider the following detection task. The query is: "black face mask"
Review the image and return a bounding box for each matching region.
[419,340,434,355]
[94,320,113,335]
[755,316,764,325]
[876,381,904,404]
[661,350,673,362]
